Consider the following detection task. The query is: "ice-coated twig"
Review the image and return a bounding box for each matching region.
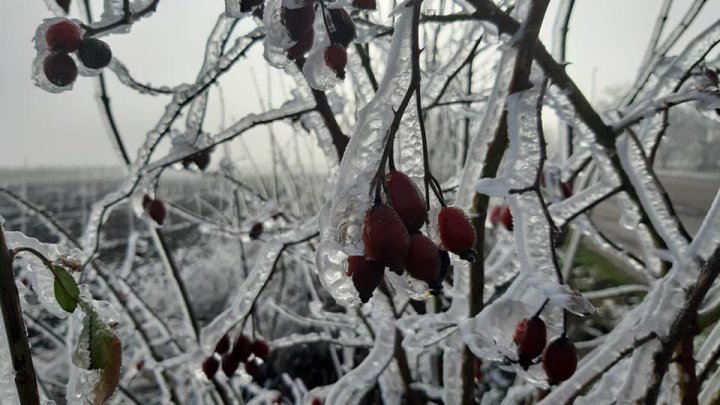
[325,294,396,405]
[200,218,318,351]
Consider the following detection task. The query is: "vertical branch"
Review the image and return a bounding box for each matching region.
[461,1,551,403]
[0,227,40,405]
[552,0,575,160]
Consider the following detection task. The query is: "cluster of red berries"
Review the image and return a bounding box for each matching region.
[202,334,270,380]
[281,1,358,79]
[513,315,577,384]
[142,195,166,225]
[350,170,476,302]
[42,19,112,87]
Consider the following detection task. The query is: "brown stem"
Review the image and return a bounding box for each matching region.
[0,227,40,405]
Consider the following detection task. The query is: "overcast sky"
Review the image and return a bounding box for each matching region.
[1,0,718,169]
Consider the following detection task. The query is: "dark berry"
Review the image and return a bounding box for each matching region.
[77,38,112,69]
[282,3,315,41]
[309,397,323,405]
[438,207,476,260]
[146,199,166,225]
[43,53,77,87]
[347,255,384,303]
[327,8,356,47]
[324,44,347,79]
[513,316,547,369]
[287,26,314,60]
[405,234,441,284]
[45,20,82,53]
[245,360,260,379]
[221,352,241,377]
[232,334,253,362]
[362,203,410,267]
[136,360,144,371]
[202,356,220,379]
[542,335,577,384]
[193,150,211,171]
[215,334,231,354]
[251,339,270,361]
[249,222,263,240]
[386,170,427,231]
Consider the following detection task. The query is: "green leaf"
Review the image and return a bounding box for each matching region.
[53,266,79,313]
[86,310,122,404]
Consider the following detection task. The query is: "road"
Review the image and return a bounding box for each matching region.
[590,171,720,257]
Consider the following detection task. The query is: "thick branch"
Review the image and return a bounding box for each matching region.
[0,228,40,405]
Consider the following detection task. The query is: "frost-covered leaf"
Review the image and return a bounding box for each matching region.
[54,265,80,313]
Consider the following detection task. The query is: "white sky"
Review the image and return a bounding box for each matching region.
[0,0,718,169]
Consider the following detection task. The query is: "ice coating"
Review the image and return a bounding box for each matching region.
[262,0,297,68]
[315,4,415,306]
[325,294,395,404]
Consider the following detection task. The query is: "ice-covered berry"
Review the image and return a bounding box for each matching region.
[542,335,577,384]
[438,207,476,261]
[386,170,427,231]
[513,316,547,369]
[405,234,441,285]
[328,8,356,48]
[45,20,82,53]
[347,255,384,303]
[202,356,220,379]
[77,38,112,69]
[43,53,78,87]
[362,203,409,267]
[324,44,347,79]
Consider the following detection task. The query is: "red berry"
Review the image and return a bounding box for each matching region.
[287,27,314,60]
[232,334,253,362]
[327,8,356,47]
[386,170,427,231]
[438,207,476,260]
[146,199,166,225]
[245,360,260,379]
[136,360,144,371]
[513,316,547,369]
[251,339,270,361]
[249,223,263,240]
[405,234,441,285]
[324,44,347,79]
[43,53,77,87]
[347,255,384,303]
[56,0,71,13]
[215,334,231,354]
[45,20,82,53]
[499,206,513,230]
[309,397,323,405]
[240,0,263,12]
[221,352,241,377]
[77,38,112,69]
[282,3,315,41]
[352,0,376,10]
[362,203,410,267]
[542,335,577,384]
[202,356,220,379]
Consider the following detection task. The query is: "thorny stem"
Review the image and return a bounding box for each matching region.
[0,228,40,405]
